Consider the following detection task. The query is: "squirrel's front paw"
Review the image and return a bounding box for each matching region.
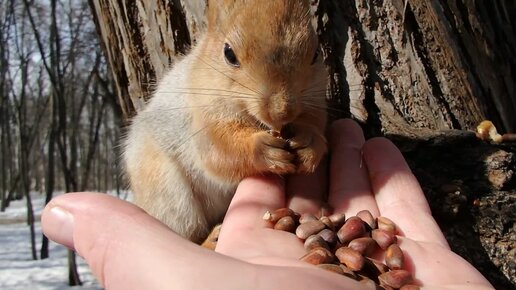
[288,123,327,173]
[253,131,297,174]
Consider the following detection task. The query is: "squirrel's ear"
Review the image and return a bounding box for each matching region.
[207,0,237,29]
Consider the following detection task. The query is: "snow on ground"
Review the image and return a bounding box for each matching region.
[0,191,129,290]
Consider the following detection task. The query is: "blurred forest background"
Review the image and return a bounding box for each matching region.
[1,0,121,285]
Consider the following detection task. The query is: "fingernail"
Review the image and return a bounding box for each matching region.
[43,206,75,250]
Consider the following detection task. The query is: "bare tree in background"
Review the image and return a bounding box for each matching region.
[9,0,52,261]
[22,0,118,284]
[0,0,13,212]
[0,0,119,286]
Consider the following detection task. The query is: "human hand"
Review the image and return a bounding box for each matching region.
[41,119,494,289]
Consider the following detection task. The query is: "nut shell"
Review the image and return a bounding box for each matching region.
[318,229,338,246]
[273,215,297,233]
[263,208,297,223]
[378,270,413,289]
[377,216,397,234]
[300,247,335,265]
[385,244,404,270]
[320,216,335,231]
[348,237,377,256]
[296,220,326,239]
[317,264,345,275]
[328,213,346,229]
[299,213,318,224]
[265,208,417,290]
[356,210,377,229]
[337,216,367,243]
[372,229,397,250]
[335,247,365,271]
[304,235,329,251]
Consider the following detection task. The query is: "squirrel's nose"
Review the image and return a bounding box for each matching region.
[267,91,301,131]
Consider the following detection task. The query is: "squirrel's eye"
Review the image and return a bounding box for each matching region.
[224,43,240,67]
[311,48,320,65]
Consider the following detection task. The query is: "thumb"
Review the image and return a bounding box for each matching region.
[41,193,242,290]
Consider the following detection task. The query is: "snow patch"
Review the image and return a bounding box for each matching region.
[0,192,132,289]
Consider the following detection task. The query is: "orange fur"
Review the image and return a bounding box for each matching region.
[128,137,169,206]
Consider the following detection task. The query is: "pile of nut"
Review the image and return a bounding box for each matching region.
[263,208,420,290]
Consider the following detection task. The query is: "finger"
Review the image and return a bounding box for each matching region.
[286,158,329,216]
[363,138,449,247]
[217,176,296,258]
[41,193,247,290]
[222,175,285,232]
[328,119,379,217]
[398,238,493,289]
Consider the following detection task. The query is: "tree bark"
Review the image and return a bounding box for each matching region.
[88,0,515,288]
[88,0,206,118]
[88,0,515,132]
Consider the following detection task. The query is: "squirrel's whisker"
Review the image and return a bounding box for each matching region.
[172,87,256,96]
[155,91,259,100]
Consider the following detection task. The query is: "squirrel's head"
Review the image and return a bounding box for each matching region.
[193,0,327,131]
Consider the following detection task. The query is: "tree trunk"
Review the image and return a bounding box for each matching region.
[88,0,206,118]
[0,10,8,212]
[88,0,515,132]
[41,90,58,260]
[88,0,515,288]
[0,97,6,212]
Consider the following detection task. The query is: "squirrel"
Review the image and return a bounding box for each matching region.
[123,0,328,243]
